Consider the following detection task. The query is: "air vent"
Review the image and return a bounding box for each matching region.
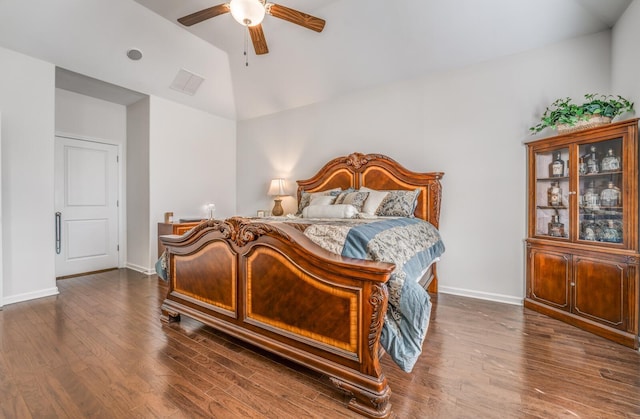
[170,69,205,96]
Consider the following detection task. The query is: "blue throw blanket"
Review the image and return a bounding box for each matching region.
[302,217,445,372]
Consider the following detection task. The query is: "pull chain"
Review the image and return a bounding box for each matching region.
[244,26,249,67]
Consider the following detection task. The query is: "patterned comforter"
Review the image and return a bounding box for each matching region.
[298,217,445,372]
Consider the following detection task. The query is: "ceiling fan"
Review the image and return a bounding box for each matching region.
[177,0,326,55]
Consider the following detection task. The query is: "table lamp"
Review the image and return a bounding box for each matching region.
[267,178,286,216]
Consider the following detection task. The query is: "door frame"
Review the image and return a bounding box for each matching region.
[0,113,3,308]
[55,132,125,271]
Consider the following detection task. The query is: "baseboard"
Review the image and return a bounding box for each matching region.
[439,286,523,306]
[126,262,155,275]
[2,287,60,306]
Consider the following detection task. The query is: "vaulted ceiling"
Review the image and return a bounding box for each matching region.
[0,0,632,121]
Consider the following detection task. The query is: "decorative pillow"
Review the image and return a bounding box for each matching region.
[375,189,421,217]
[332,188,355,204]
[297,188,341,215]
[309,194,337,206]
[359,187,390,215]
[302,204,358,219]
[333,191,369,212]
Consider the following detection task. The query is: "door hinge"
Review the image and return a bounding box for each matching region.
[117,200,119,207]
[117,155,119,163]
[117,244,120,251]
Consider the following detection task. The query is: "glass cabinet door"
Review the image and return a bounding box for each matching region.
[577,138,623,244]
[534,147,569,239]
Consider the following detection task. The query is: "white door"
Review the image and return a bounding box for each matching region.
[54,137,119,277]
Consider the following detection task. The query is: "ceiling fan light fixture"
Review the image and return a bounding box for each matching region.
[229,0,265,26]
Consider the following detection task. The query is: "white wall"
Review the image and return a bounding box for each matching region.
[236,31,613,304]
[126,98,151,272]
[55,89,127,143]
[612,0,640,107]
[0,45,237,300]
[148,96,236,269]
[0,46,57,304]
[54,87,238,275]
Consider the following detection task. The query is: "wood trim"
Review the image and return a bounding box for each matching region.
[56,267,117,280]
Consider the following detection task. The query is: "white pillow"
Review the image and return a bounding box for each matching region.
[309,194,336,206]
[302,204,358,219]
[297,188,342,214]
[360,187,389,215]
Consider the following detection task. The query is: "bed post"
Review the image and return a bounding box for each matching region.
[329,280,391,418]
[331,377,391,418]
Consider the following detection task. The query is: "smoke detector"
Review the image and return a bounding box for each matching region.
[126,48,143,61]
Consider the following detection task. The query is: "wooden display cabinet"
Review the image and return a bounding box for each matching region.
[525,118,639,349]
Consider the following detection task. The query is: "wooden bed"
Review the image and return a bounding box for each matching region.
[159,152,444,418]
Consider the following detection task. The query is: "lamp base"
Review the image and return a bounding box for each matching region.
[271,198,284,216]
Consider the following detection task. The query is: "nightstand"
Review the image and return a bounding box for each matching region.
[157,221,203,257]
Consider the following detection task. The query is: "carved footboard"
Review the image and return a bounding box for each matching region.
[160,218,396,418]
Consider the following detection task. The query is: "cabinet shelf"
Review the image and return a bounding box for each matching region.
[579,170,622,178]
[536,176,568,182]
[579,206,622,212]
[537,234,569,239]
[525,118,639,349]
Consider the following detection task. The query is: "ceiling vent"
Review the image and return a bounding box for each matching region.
[170,69,205,96]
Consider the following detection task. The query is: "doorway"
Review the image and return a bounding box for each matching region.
[54,136,119,277]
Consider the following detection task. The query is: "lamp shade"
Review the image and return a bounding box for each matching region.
[229,0,265,26]
[267,178,286,196]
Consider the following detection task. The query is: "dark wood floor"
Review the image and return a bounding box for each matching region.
[1,269,639,418]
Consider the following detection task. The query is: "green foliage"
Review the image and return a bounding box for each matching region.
[529,94,634,134]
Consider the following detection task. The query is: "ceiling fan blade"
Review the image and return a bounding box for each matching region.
[178,4,230,26]
[248,24,269,55]
[267,3,326,32]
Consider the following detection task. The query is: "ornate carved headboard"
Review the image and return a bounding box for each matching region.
[296,152,444,228]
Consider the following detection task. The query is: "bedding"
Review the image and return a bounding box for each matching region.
[296,188,342,214]
[359,187,390,215]
[300,186,421,219]
[334,190,370,212]
[294,217,444,371]
[308,194,337,206]
[374,188,421,217]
